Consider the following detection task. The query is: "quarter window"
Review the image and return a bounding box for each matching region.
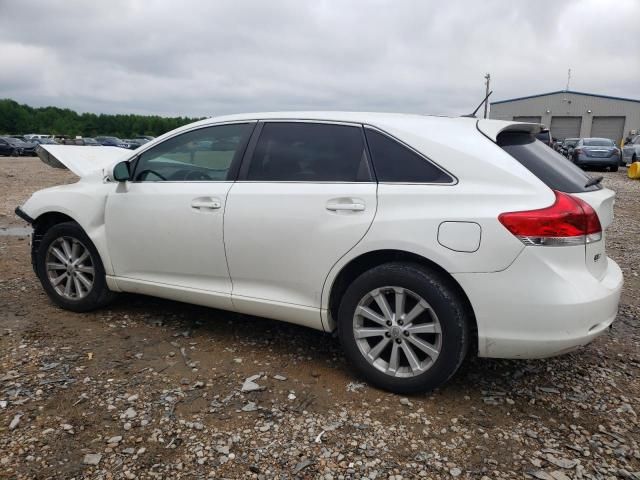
[246,122,372,182]
[132,123,253,182]
[364,129,453,183]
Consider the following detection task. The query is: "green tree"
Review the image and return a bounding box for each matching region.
[0,99,202,137]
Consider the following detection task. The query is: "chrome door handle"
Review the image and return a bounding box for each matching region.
[326,202,365,212]
[191,198,221,210]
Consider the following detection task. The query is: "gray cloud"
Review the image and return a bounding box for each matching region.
[0,0,638,117]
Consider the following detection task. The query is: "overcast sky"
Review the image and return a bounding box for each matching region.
[0,0,638,118]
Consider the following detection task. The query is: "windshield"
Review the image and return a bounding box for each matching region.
[563,139,578,146]
[584,139,613,146]
[7,138,26,145]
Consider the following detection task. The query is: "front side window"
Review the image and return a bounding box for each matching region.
[364,128,453,183]
[132,123,253,182]
[245,122,371,182]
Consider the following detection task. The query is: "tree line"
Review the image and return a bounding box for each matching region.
[0,99,203,138]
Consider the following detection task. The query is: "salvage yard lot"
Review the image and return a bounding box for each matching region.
[1,157,639,479]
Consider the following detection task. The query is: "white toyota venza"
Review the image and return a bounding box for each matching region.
[16,112,623,393]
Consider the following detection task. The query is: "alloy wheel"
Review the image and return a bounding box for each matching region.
[353,286,442,378]
[45,236,95,300]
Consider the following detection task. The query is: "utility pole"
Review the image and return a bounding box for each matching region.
[565,68,571,91]
[483,73,491,119]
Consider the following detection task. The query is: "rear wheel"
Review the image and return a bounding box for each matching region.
[338,262,469,393]
[35,222,116,312]
[610,165,619,172]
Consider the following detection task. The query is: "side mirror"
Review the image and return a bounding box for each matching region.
[109,161,131,182]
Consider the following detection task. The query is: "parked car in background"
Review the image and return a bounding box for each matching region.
[62,138,101,146]
[29,137,58,146]
[535,128,552,147]
[572,138,620,171]
[123,138,147,149]
[622,135,640,165]
[16,113,622,393]
[0,136,37,156]
[24,134,54,141]
[134,135,155,141]
[561,138,580,158]
[95,136,130,149]
[0,136,22,156]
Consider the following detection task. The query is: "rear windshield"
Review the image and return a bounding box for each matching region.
[535,131,550,142]
[584,139,613,146]
[498,132,601,193]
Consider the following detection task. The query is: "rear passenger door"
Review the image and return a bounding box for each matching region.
[224,121,377,328]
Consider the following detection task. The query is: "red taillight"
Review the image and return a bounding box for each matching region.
[498,191,602,246]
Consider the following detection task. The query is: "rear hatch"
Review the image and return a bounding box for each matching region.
[482,120,615,281]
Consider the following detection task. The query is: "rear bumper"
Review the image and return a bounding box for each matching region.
[575,154,618,167]
[454,246,623,359]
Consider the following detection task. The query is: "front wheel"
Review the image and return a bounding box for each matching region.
[35,222,116,312]
[338,262,470,393]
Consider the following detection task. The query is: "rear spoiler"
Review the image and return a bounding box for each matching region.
[476,119,542,142]
[36,144,131,177]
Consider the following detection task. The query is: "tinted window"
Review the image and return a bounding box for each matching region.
[535,131,551,144]
[584,139,613,146]
[498,132,601,193]
[133,123,253,182]
[246,122,371,182]
[364,129,453,183]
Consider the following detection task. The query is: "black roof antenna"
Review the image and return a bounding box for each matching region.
[463,90,493,118]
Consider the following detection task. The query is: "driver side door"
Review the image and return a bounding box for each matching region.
[105,122,255,308]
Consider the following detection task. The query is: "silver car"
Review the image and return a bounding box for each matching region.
[571,138,620,172]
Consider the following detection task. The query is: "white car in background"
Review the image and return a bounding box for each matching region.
[622,135,640,165]
[16,112,623,393]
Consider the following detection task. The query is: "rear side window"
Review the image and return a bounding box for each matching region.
[246,122,371,182]
[364,129,453,183]
[498,132,601,193]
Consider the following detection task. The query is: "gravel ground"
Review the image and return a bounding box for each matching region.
[1,157,639,480]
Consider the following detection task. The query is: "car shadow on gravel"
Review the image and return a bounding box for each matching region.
[99,291,605,404]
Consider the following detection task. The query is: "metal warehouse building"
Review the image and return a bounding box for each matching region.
[489,90,640,144]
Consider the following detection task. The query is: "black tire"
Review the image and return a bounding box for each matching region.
[35,222,116,312]
[337,262,470,394]
[610,165,619,172]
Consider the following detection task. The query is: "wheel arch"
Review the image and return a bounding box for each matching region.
[325,249,478,352]
[31,211,79,266]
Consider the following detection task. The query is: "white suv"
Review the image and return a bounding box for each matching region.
[16,112,623,393]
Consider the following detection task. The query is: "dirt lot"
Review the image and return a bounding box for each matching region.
[1,157,639,480]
